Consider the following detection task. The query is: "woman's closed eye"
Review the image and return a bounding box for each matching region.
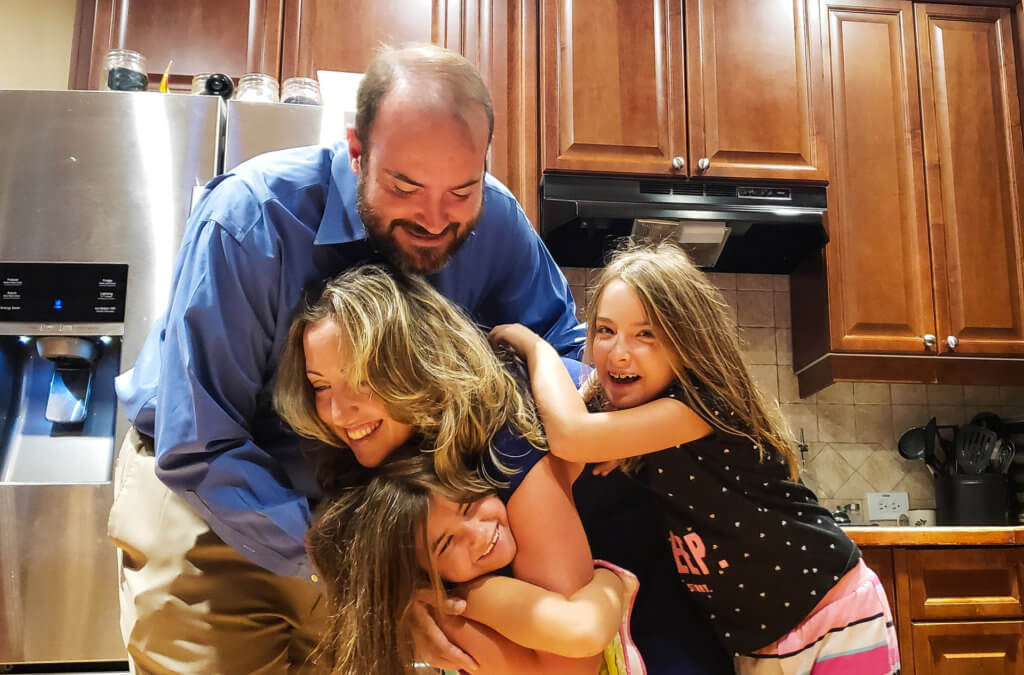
[595,325,614,336]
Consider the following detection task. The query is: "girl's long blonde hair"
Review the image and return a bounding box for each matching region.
[273,265,545,493]
[585,241,800,479]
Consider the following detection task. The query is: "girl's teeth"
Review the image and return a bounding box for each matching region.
[481,527,499,558]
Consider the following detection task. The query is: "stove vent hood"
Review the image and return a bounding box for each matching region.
[540,174,828,273]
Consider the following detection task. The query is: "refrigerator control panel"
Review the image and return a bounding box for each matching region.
[0,262,128,323]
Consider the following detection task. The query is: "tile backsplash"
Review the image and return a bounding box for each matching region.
[563,268,1024,522]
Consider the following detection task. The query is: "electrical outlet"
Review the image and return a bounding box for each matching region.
[866,492,909,521]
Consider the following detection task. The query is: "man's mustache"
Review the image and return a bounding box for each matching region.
[390,219,458,239]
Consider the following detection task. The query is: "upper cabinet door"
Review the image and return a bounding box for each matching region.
[820,0,936,354]
[281,0,456,78]
[686,0,828,180]
[540,0,687,175]
[79,0,283,91]
[916,4,1024,356]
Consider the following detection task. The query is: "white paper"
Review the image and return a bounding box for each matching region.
[317,70,364,145]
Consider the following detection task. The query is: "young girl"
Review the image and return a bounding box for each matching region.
[306,452,644,675]
[491,242,900,675]
[273,265,645,675]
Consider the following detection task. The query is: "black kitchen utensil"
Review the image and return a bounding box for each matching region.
[934,423,958,474]
[897,426,928,461]
[954,424,999,474]
[992,439,1015,474]
[923,417,945,473]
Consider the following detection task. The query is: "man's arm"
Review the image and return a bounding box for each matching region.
[152,186,313,578]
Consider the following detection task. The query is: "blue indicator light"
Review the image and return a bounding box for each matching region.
[99,335,113,345]
[18,336,31,345]
[53,299,63,310]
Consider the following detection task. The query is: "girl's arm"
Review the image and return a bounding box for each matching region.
[491,324,713,463]
[454,568,627,657]
[435,614,603,675]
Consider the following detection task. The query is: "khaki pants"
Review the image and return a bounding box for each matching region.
[107,428,328,674]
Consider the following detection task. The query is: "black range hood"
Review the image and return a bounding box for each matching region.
[540,174,828,273]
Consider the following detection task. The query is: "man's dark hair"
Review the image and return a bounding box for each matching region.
[354,43,495,153]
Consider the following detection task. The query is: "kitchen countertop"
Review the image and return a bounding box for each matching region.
[844,525,1024,547]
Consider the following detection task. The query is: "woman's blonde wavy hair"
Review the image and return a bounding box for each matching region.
[584,241,801,480]
[273,265,545,493]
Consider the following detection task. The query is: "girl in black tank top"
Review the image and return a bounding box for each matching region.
[491,242,900,674]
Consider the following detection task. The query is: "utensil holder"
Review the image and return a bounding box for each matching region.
[935,474,1010,525]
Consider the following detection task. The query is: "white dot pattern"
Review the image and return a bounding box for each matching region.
[644,380,860,653]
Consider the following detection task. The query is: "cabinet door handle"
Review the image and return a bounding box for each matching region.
[697,157,711,171]
[923,333,937,348]
[946,335,959,351]
[671,156,686,170]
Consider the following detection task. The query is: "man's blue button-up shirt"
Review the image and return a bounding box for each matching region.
[115,141,585,578]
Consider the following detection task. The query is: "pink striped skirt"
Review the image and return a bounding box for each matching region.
[733,559,901,674]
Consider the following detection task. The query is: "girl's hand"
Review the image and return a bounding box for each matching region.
[591,459,625,476]
[489,323,542,356]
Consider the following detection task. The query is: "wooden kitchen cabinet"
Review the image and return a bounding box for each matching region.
[281,0,460,78]
[71,0,283,91]
[685,0,828,180]
[540,0,686,174]
[910,621,1024,675]
[69,0,539,221]
[849,531,1024,675]
[791,0,1024,395]
[541,0,828,180]
[915,3,1024,357]
[892,546,1024,675]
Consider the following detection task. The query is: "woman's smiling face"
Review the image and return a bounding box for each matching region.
[303,318,414,466]
[419,494,517,583]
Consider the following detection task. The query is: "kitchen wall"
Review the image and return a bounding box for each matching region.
[563,268,1024,523]
[0,0,76,90]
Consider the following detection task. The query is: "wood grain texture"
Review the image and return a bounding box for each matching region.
[916,3,1024,356]
[820,0,936,353]
[541,0,686,174]
[686,0,829,179]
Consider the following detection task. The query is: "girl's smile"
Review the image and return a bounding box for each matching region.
[593,279,677,409]
[421,494,518,583]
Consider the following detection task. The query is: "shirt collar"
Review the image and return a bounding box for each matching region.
[315,141,367,246]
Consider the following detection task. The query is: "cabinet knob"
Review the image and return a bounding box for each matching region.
[697,157,711,171]
[923,334,937,348]
[671,156,686,170]
[946,335,959,351]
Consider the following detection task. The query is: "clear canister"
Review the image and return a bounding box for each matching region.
[235,73,279,103]
[190,73,211,95]
[281,77,322,105]
[100,49,148,91]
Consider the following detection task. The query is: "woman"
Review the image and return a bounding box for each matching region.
[274,265,644,675]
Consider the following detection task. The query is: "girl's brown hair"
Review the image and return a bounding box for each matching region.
[306,453,486,675]
[273,264,545,493]
[585,241,800,479]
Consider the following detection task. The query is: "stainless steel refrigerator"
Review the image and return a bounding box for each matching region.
[0,90,221,668]
[0,89,338,671]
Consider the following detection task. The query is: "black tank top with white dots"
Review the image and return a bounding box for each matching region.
[635,381,860,655]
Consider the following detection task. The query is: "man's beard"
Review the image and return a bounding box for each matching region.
[356,176,481,275]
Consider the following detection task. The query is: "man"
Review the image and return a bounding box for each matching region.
[110,44,583,674]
